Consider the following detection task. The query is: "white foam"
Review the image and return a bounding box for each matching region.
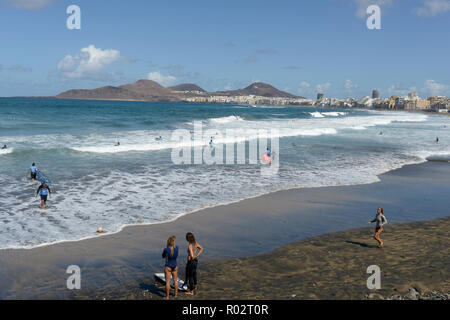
[50,112,429,154]
[321,112,348,116]
[0,109,447,249]
[309,112,325,118]
[209,115,244,124]
[0,148,13,155]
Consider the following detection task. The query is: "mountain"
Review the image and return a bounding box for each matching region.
[169,83,205,92]
[56,86,141,100]
[119,79,174,97]
[55,80,302,101]
[214,82,300,99]
[56,79,180,101]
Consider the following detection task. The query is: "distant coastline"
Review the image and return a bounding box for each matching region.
[42,78,450,114]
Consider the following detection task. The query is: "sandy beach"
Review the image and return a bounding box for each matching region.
[0,160,449,299]
[95,217,450,300]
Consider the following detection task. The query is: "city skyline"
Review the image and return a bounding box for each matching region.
[0,0,450,98]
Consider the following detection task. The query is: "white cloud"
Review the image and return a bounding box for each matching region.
[298,82,331,97]
[316,82,331,93]
[4,0,54,10]
[388,83,417,96]
[57,45,122,80]
[422,79,448,96]
[344,80,358,93]
[416,0,450,16]
[297,81,311,96]
[147,71,177,86]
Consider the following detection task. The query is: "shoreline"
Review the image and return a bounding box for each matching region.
[94,217,450,300]
[2,97,449,116]
[0,160,449,299]
[0,154,436,251]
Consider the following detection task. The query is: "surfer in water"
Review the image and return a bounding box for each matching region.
[162,235,179,300]
[1,144,6,149]
[115,141,120,146]
[36,182,51,209]
[29,163,39,181]
[209,138,214,147]
[155,136,163,141]
[367,207,387,248]
[436,137,439,143]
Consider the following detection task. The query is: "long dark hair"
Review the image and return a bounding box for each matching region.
[378,207,384,215]
[186,232,196,244]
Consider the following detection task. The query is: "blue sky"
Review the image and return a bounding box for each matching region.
[0,0,449,98]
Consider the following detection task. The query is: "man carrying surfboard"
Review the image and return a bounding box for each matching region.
[29,163,39,181]
[36,182,51,209]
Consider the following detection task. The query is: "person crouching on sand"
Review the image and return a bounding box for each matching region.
[162,235,179,299]
[368,207,387,248]
[185,232,203,295]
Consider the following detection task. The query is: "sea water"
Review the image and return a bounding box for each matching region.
[0,97,449,249]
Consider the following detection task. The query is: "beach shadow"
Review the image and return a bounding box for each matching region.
[345,240,375,248]
[139,282,165,298]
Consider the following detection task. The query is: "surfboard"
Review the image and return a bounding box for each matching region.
[36,171,52,184]
[262,153,271,163]
[154,273,188,291]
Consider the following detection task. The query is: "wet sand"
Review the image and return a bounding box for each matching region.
[95,217,450,300]
[0,160,449,299]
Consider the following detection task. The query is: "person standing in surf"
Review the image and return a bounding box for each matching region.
[162,235,179,300]
[368,207,387,248]
[29,163,39,181]
[185,232,203,295]
[36,182,51,209]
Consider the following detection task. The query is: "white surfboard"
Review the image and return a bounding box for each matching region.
[154,273,188,291]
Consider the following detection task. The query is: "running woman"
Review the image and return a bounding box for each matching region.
[368,207,387,248]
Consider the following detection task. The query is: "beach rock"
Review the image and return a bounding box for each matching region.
[367,293,384,300]
[404,287,420,300]
[387,294,403,300]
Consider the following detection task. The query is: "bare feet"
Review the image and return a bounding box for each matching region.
[185,291,194,295]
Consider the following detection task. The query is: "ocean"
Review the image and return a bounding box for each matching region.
[0,97,449,249]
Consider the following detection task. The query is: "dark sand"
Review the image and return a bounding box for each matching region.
[0,161,449,299]
[94,217,450,300]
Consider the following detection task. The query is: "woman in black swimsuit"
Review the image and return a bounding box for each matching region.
[185,232,203,295]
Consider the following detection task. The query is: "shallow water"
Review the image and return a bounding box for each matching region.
[0,98,449,249]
